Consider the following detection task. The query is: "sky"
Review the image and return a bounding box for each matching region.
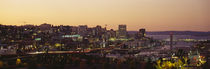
[0,0,210,31]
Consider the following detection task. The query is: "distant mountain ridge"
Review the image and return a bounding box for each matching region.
[128,31,210,36]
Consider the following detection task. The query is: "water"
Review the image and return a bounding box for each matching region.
[147,35,210,40]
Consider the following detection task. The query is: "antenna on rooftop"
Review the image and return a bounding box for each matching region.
[105,24,107,29]
[43,17,49,24]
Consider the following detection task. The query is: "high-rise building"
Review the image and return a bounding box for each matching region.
[118,25,127,38]
[107,29,116,38]
[136,28,146,39]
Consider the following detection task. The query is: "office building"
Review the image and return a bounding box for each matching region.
[118,25,127,38]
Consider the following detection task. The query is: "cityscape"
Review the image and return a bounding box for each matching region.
[1,0,210,69]
[0,24,209,69]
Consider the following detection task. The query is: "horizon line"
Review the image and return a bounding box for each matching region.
[1,23,209,32]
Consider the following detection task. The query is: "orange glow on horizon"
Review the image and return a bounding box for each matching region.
[0,0,209,31]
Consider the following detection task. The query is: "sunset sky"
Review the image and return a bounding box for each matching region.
[0,0,209,31]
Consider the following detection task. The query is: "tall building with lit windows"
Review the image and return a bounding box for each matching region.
[136,28,146,39]
[117,25,127,38]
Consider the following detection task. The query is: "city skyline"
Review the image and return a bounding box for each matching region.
[0,0,209,69]
[0,0,210,31]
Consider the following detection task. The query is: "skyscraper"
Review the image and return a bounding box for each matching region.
[118,25,127,38]
[136,28,146,39]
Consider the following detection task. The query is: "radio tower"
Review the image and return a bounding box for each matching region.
[105,24,107,30]
[170,32,173,50]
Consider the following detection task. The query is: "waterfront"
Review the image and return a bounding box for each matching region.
[0,24,209,69]
[1,0,210,68]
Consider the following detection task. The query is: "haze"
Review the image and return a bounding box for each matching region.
[0,0,210,31]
